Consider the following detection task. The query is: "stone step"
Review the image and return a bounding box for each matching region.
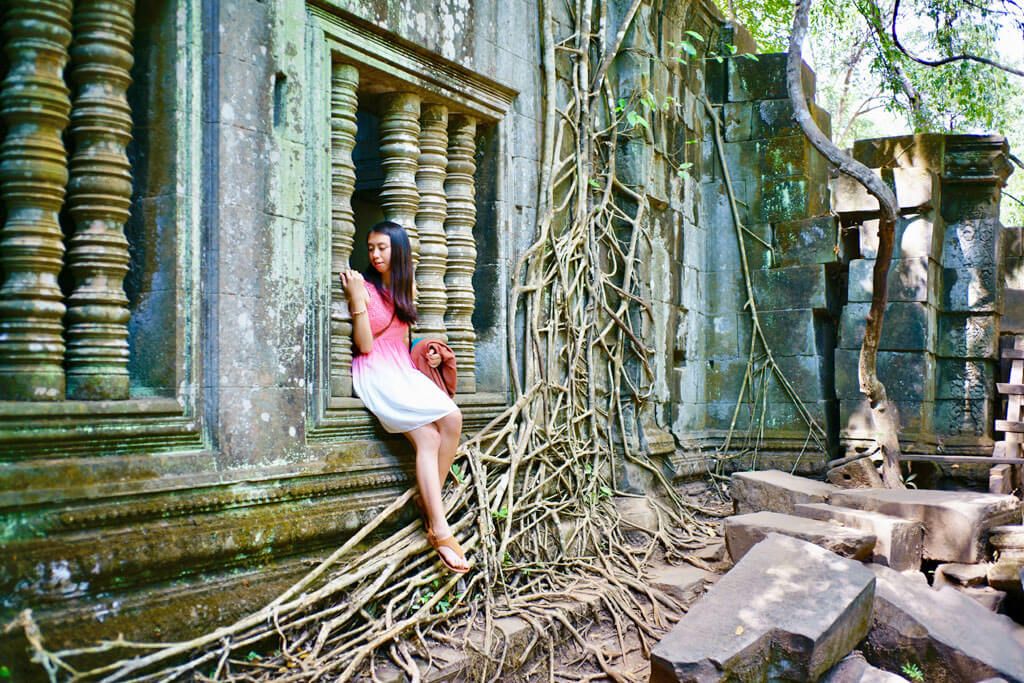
[829,488,1022,563]
[650,534,875,683]
[730,469,838,515]
[793,503,922,571]
[997,382,1024,395]
[724,511,876,562]
[995,419,1024,433]
[820,651,909,682]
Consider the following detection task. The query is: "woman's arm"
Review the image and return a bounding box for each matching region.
[341,270,373,354]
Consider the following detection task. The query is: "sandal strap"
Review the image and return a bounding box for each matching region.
[427,530,469,572]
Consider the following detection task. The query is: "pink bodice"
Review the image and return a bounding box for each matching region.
[362,283,409,354]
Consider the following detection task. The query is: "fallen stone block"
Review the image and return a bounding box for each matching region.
[830,488,1022,563]
[946,584,1007,612]
[827,457,884,489]
[650,534,876,683]
[794,503,923,572]
[934,562,990,587]
[862,563,1024,682]
[730,469,838,515]
[821,651,910,682]
[988,562,1024,595]
[648,565,716,605]
[725,511,876,563]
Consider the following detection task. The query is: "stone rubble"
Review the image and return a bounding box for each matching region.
[830,487,1022,563]
[650,470,1024,682]
[724,510,875,562]
[729,469,839,514]
[794,502,923,571]
[650,534,875,683]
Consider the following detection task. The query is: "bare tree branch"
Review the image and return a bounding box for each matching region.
[788,0,905,487]
[892,0,1024,77]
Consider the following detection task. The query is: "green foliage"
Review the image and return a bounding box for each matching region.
[901,661,925,681]
[0,665,10,679]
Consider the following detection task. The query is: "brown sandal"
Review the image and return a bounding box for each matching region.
[427,529,470,574]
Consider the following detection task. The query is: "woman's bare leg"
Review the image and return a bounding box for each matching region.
[435,408,463,487]
[405,423,468,571]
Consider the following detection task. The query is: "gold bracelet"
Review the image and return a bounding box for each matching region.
[351,308,367,316]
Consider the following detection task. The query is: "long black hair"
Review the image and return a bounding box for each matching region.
[363,220,417,325]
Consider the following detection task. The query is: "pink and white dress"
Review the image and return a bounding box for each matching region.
[352,284,458,433]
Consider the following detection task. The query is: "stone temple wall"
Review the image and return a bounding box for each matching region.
[0,0,1016,661]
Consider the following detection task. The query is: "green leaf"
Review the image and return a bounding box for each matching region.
[588,178,601,189]
[728,43,738,54]
[680,40,698,57]
[625,111,649,129]
[684,30,705,42]
[246,652,261,662]
[0,666,10,679]
[714,55,724,63]
[741,53,759,61]
[493,506,509,519]
[599,485,612,497]
[451,462,465,483]
[614,98,627,113]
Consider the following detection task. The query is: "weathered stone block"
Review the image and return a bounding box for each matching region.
[934,562,989,587]
[852,133,946,171]
[722,102,751,142]
[839,302,934,351]
[947,584,1007,612]
[706,357,750,402]
[794,503,922,571]
[1002,289,1024,334]
[761,400,830,433]
[751,265,827,311]
[943,218,1003,269]
[703,271,745,313]
[936,359,995,399]
[774,216,838,267]
[840,398,932,436]
[826,458,884,489]
[829,488,1022,563]
[756,176,827,223]
[943,265,1001,312]
[860,215,941,260]
[759,309,819,356]
[934,397,994,437]
[727,53,815,102]
[938,313,999,359]
[750,98,830,140]
[730,469,838,514]
[767,354,828,402]
[706,314,741,358]
[835,349,933,402]
[862,563,1024,682]
[832,172,881,214]
[821,651,910,683]
[648,565,716,605]
[760,135,816,179]
[725,511,876,562]
[847,257,937,304]
[650,534,875,683]
[892,167,934,209]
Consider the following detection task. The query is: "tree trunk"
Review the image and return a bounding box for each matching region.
[786,0,905,488]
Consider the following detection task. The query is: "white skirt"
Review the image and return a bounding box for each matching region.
[352,338,458,433]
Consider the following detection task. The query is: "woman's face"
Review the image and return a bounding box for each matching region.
[367,231,392,274]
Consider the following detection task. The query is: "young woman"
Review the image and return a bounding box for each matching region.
[340,221,469,573]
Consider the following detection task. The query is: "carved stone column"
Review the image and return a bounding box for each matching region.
[378,92,421,262]
[330,63,359,397]
[0,1,73,400]
[443,115,478,393]
[414,104,449,340]
[64,0,135,400]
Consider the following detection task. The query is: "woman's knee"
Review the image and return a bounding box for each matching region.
[409,424,442,453]
[440,408,462,435]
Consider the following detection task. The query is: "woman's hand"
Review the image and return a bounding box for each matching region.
[425,346,442,368]
[340,269,365,300]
